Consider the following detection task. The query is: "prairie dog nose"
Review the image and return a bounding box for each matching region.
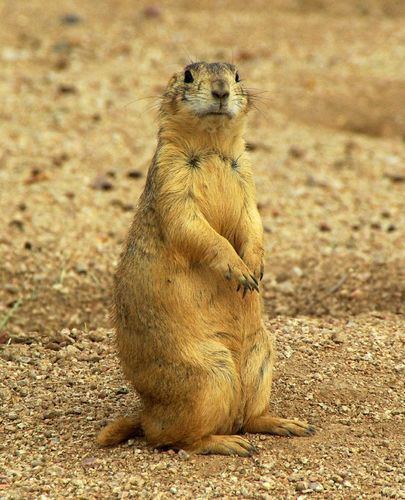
[211,79,230,100]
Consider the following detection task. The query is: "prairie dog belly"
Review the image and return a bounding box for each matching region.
[190,153,245,239]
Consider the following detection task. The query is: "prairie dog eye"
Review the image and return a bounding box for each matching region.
[235,72,240,83]
[184,70,194,83]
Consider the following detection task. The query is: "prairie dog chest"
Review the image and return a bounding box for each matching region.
[188,152,246,235]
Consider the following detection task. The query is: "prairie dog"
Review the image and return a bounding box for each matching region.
[97,62,315,455]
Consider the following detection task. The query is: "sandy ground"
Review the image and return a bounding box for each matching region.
[0,0,404,498]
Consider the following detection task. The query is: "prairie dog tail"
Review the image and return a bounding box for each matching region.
[97,415,143,446]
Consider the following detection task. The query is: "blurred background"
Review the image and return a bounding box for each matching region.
[0,0,404,332]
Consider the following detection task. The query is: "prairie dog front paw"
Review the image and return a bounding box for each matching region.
[242,248,264,281]
[224,262,259,297]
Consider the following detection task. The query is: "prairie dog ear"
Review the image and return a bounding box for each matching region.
[168,74,179,87]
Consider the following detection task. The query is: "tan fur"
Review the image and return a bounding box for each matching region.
[97,62,315,455]
[97,416,142,446]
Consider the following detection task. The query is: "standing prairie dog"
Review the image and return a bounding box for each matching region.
[97,62,315,456]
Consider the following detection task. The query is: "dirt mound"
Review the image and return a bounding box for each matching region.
[279,76,405,139]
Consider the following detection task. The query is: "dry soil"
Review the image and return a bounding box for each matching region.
[0,0,404,498]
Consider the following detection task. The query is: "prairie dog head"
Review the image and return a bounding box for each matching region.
[161,62,250,127]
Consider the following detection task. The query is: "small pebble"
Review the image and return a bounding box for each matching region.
[127,169,143,179]
[75,263,87,274]
[275,271,290,283]
[288,145,306,158]
[292,266,304,277]
[319,222,331,232]
[309,481,324,492]
[178,449,190,460]
[57,84,77,95]
[5,284,19,294]
[88,331,104,342]
[296,481,309,492]
[332,330,345,343]
[116,387,129,395]
[61,13,82,25]
[276,281,295,295]
[90,175,114,191]
[143,5,162,18]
